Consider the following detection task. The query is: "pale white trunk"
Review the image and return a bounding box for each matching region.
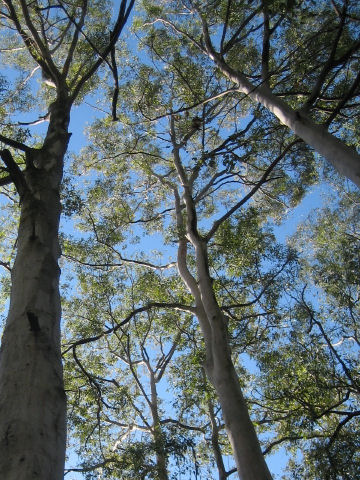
[172,119,272,479]
[195,243,272,480]
[211,56,360,188]
[0,98,70,479]
[177,233,272,479]
[205,356,272,480]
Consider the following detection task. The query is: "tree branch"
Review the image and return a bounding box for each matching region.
[71,0,134,102]
[0,133,31,152]
[205,140,300,241]
[0,149,27,197]
[62,302,196,354]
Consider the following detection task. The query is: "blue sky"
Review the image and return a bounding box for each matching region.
[0,2,344,479]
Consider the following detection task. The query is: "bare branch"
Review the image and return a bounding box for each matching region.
[160,418,205,433]
[71,0,135,102]
[61,0,88,77]
[0,133,31,152]
[64,458,118,475]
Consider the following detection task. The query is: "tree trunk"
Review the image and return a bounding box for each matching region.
[194,243,273,480]
[172,118,272,479]
[205,336,272,480]
[206,390,228,480]
[209,53,360,188]
[0,97,70,480]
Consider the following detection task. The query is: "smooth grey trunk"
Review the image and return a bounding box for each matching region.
[172,132,273,478]
[207,51,360,188]
[195,242,272,480]
[178,242,273,479]
[0,96,70,479]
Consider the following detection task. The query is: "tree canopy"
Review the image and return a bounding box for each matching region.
[0,1,359,479]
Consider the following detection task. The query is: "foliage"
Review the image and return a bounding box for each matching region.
[0,1,359,479]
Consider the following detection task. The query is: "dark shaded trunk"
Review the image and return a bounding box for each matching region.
[0,96,70,480]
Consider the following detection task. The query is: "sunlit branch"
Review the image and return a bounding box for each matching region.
[18,113,50,126]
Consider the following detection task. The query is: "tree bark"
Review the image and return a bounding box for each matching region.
[0,96,70,480]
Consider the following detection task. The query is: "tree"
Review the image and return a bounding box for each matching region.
[63,280,193,480]
[59,4,360,473]
[139,0,360,187]
[61,39,304,476]
[1,1,358,479]
[0,1,133,478]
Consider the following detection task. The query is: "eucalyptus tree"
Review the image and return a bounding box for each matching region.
[65,37,304,475]
[0,1,134,478]
[167,327,239,479]
[139,0,360,187]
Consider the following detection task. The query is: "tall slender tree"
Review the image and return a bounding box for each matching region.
[0,1,133,478]
[62,49,303,476]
